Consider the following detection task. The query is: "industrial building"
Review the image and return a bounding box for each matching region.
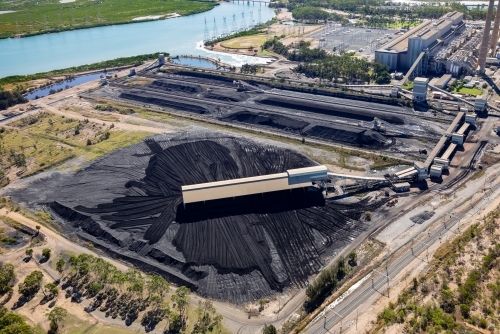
[375,12,464,71]
[182,165,328,205]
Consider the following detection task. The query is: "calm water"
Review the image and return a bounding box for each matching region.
[171,56,227,69]
[0,2,275,78]
[25,71,114,100]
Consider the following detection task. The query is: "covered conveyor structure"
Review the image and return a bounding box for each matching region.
[182,165,328,205]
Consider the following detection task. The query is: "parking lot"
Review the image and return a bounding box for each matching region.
[308,25,399,59]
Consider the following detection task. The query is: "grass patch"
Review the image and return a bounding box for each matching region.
[1,112,151,178]
[0,0,215,39]
[470,169,486,181]
[220,34,267,49]
[457,87,483,96]
[402,80,414,90]
[58,313,95,334]
[87,326,138,334]
[258,49,276,56]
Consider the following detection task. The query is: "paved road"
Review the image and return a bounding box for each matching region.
[305,172,500,334]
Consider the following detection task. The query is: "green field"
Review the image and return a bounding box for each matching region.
[0,0,216,39]
[457,87,483,96]
[220,34,267,49]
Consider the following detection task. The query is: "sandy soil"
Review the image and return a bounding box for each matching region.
[132,13,180,21]
[208,19,321,56]
[276,9,292,21]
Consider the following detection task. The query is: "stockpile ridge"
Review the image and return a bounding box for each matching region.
[256,95,405,125]
[11,132,382,303]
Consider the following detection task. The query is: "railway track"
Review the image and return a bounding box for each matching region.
[435,140,488,191]
[141,73,452,121]
[110,77,438,143]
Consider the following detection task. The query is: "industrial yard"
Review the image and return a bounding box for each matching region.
[2,2,500,333]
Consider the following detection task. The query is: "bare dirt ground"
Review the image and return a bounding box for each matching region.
[352,165,500,333]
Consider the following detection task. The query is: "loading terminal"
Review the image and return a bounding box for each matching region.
[181,108,475,204]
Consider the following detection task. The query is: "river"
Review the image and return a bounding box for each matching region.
[0,2,275,79]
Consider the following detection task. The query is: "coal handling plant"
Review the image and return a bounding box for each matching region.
[9,132,387,304]
[90,65,450,162]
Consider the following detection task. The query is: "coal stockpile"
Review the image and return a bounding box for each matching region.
[221,111,309,131]
[10,133,383,303]
[306,125,390,147]
[149,80,203,94]
[256,95,405,125]
[202,89,250,102]
[163,70,238,88]
[119,90,210,114]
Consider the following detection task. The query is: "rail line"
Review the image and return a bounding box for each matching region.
[113,75,441,140]
[139,71,452,124]
[307,176,500,333]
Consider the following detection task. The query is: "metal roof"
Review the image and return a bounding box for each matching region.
[395,167,415,176]
[182,166,327,204]
[398,170,418,178]
[457,122,470,135]
[327,172,386,181]
[394,182,411,188]
[445,111,465,135]
[441,143,457,160]
[287,165,328,177]
[425,136,448,168]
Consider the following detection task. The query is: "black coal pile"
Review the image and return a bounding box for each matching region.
[202,89,250,102]
[306,125,390,147]
[256,95,405,125]
[221,111,309,131]
[9,133,383,303]
[119,90,211,114]
[149,80,203,94]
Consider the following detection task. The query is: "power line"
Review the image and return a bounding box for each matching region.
[231,14,237,33]
[212,17,218,40]
[222,16,228,36]
[240,12,246,31]
[204,17,210,42]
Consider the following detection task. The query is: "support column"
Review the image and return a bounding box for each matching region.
[490,0,500,56]
[478,0,496,73]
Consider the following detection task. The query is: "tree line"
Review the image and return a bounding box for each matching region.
[0,90,28,111]
[1,247,225,333]
[263,38,390,84]
[304,252,357,312]
[272,0,487,21]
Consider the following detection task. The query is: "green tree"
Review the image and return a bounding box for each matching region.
[42,248,51,259]
[47,307,67,334]
[0,263,15,295]
[263,324,277,334]
[43,283,58,300]
[18,270,43,299]
[55,258,65,277]
[0,306,36,334]
[348,251,357,266]
[25,248,33,259]
[146,274,170,299]
[86,282,103,297]
[172,286,191,327]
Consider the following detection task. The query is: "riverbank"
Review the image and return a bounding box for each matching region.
[0,52,166,93]
[0,2,277,78]
[0,0,216,39]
